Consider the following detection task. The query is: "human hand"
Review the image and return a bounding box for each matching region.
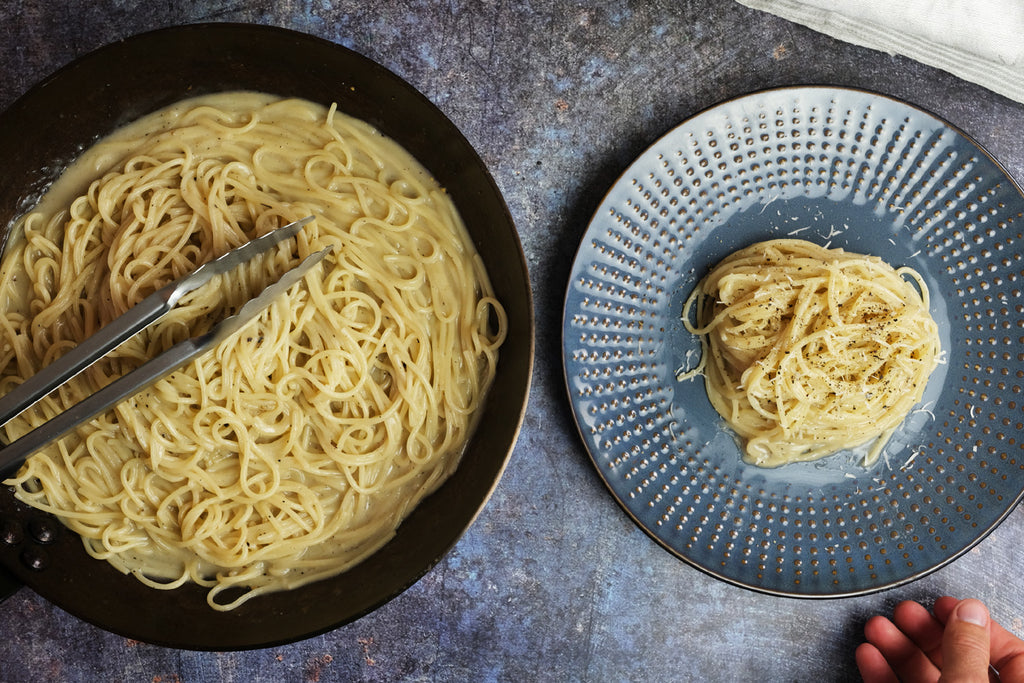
[856,597,1024,682]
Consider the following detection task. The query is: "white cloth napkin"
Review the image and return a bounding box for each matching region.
[737,0,1024,104]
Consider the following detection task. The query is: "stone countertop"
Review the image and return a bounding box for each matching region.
[0,2,1022,681]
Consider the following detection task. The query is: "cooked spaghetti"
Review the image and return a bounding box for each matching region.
[677,239,940,468]
[0,92,506,609]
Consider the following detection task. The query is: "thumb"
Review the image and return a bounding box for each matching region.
[939,599,992,683]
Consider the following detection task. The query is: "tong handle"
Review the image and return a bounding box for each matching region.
[0,245,329,478]
[0,337,201,478]
[0,294,167,429]
[0,216,312,429]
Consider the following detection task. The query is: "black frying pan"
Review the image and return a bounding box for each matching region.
[0,23,533,650]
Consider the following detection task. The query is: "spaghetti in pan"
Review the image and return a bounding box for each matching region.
[0,92,507,610]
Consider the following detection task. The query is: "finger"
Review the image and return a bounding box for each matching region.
[892,600,946,667]
[995,653,1024,683]
[989,615,1024,682]
[863,614,940,683]
[934,596,1024,681]
[855,642,900,683]
[939,599,992,683]
[933,596,960,624]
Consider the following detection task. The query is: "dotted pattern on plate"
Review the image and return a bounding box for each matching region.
[562,86,1024,597]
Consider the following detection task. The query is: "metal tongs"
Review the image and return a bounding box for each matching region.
[0,216,329,477]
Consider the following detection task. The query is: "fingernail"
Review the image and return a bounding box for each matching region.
[956,599,989,627]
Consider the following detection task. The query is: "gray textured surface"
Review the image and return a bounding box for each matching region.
[1,1,1022,681]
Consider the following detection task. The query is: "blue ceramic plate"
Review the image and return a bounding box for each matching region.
[562,86,1024,597]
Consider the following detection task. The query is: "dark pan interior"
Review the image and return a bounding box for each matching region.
[0,23,533,650]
